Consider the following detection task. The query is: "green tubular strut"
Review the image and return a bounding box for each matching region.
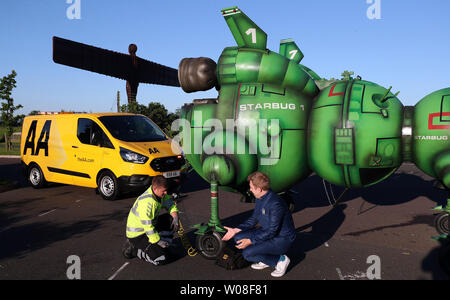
[193,179,226,235]
[208,180,224,231]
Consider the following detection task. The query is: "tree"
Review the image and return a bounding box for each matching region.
[28,110,40,116]
[120,101,148,115]
[0,70,24,150]
[146,102,170,130]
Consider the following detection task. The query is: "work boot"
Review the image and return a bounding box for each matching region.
[122,240,136,259]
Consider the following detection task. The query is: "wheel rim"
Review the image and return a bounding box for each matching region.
[197,233,222,259]
[201,236,219,255]
[30,168,41,186]
[100,176,115,197]
[437,213,449,235]
[440,216,449,233]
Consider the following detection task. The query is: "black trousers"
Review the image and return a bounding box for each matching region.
[128,213,174,265]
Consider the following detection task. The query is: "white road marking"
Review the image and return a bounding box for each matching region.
[108,262,130,280]
[336,268,344,280]
[336,267,367,280]
[38,209,57,217]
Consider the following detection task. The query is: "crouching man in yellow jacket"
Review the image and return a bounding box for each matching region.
[123,175,179,265]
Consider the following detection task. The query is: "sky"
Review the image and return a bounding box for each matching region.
[1,0,449,116]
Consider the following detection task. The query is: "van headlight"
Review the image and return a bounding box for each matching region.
[120,147,149,164]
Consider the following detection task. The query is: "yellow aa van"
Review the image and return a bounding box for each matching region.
[21,113,185,200]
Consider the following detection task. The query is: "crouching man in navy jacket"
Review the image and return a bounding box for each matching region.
[222,172,296,277]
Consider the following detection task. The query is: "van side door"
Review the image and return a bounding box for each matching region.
[69,118,113,187]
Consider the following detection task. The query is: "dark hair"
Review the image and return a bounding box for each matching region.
[152,175,169,189]
[247,172,270,191]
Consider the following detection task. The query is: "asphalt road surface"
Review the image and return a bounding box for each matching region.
[0,157,449,281]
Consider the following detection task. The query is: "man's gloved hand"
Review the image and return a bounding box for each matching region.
[157,240,169,248]
[171,215,179,232]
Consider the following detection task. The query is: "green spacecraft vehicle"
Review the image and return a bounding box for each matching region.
[52,6,449,260]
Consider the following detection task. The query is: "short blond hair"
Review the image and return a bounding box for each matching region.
[247,172,270,191]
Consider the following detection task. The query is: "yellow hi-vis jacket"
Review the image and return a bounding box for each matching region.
[126,185,178,243]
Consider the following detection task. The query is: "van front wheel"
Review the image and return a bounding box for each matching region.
[98,171,120,201]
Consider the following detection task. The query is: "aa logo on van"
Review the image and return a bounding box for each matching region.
[149,147,160,154]
[23,120,52,156]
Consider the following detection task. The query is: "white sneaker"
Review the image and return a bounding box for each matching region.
[271,255,290,277]
[251,262,270,270]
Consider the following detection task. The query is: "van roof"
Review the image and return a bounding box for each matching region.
[26,112,142,118]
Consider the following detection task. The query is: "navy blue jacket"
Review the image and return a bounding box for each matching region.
[237,190,296,245]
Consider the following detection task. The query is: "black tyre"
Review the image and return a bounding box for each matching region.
[195,231,225,260]
[97,170,120,201]
[28,164,46,189]
[434,213,449,236]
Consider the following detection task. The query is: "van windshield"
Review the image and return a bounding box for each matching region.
[98,115,168,142]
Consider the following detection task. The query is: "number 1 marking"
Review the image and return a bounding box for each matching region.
[246,28,257,44]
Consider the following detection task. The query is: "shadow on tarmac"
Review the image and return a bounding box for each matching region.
[0,209,128,260]
[421,240,450,280]
[0,163,28,187]
[290,173,448,213]
[288,204,347,271]
[179,171,210,194]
